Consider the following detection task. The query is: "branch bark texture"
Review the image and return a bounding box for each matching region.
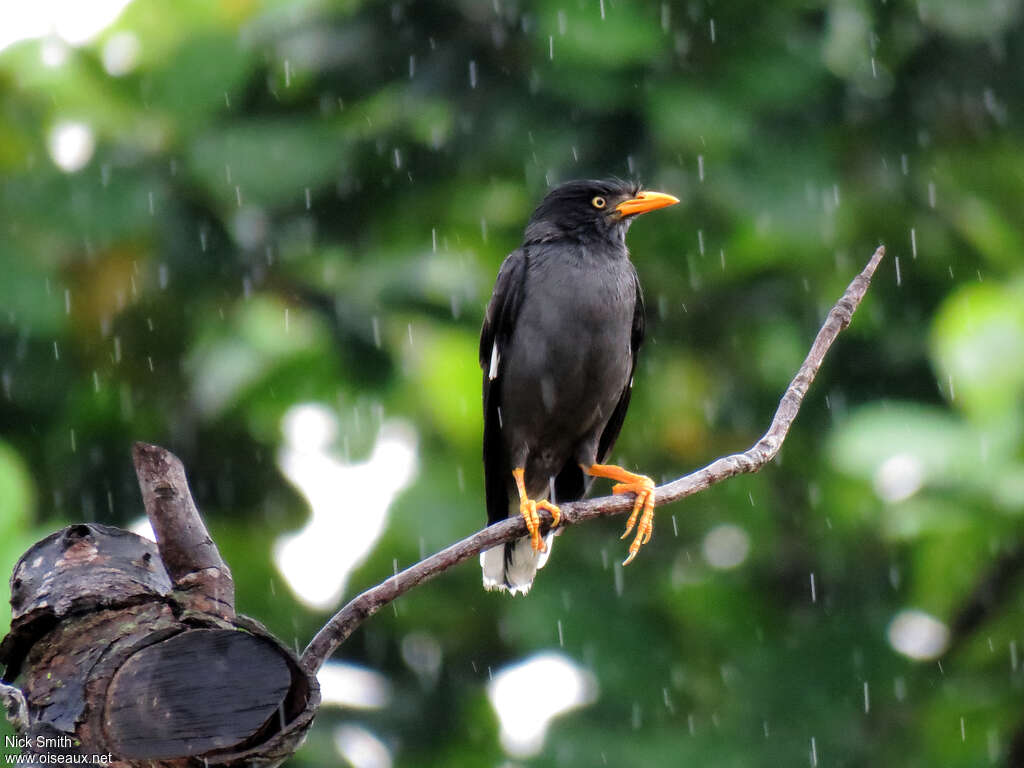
[132,442,235,619]
[300,245,887,673]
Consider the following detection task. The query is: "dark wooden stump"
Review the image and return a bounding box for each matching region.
[0,445,320,767]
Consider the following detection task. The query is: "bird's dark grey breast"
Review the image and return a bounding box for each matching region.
[499,244,636,494]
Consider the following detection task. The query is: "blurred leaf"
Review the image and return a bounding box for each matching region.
[187,119,349,209]
[931,280,1024,421]
[186,296,333,417]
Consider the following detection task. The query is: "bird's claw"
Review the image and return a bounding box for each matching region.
[613,476,655,565]
[519,498,561,552]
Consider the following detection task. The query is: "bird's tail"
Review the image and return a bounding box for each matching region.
[480,532,553,596]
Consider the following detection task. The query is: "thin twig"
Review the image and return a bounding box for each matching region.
[300,246,886,674]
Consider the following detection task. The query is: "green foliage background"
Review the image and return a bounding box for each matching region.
[2,0,1024,765]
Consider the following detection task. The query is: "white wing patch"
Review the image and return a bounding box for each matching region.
[488,341,500,381]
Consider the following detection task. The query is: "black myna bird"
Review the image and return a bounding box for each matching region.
[479,179,679,594]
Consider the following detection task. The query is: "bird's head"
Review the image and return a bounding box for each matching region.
[523,179,679,246]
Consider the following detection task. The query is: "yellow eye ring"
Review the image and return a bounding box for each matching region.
[592,196,607,209]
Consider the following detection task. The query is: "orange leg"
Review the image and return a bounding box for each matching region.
[513,468,562,552]
[585,463,656,565]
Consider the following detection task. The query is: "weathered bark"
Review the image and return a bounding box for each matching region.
[0,468,318,767]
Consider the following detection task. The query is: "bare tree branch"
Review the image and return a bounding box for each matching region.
[132,442,235,619]
[300,245,887,674]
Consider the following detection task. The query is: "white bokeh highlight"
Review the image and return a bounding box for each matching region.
[0,0,137,52]
[874,453,926,503]
[317,662,392,710]
[487,651,598,758]
[887,609,950,661]
[334,724,392,768]
[274,403,418,610]
[702,523,751,570]
[48,121,95,173]
[102,31,140,76]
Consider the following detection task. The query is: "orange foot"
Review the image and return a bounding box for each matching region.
[513,468,561,552]
[586,463,656,565]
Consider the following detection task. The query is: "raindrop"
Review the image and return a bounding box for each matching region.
[469,60,478,88]
[863,681,870,713]
[599,0,606,20]
[284,58,291,87]
[372,317,381,348]
[284,308,290,334]
[810,737,818,766]
[431,227,437,252]
[53,341,60,361]
[763,720,770,738]
[235,185,243,207]
[895,255,901,287]
[870,57,877,78]
[810,572,816,603]
[158,263,169,289]
[719,248,726,271]
[687,714,696,735]
[64,288,71,315]
[910,228,917,258]
[697,155,705,182]
[305,188,312,209]
[408,55,415,78]
[697,229,704,255]
[894,676,906,701]
[70,428,76,452]
[200,227,208,252]
[671,514,677,536]
[147,356,154,372]
[960,717,966,742]
[928,181,936,208]
[549,35,554,60]
[113,336,121,364]
[900,154,909,175]
[832,183,840,206]
[556,620,563,647]
[92,371,100,393]
[393,148,402,169]
[613,562,623,595]
[988,729,1001,763]
[661,3,670,32]
[407,323,414,346]
[709,18,716,42]
[1011,640,1018,671]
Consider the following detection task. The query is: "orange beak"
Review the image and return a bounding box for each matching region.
[615,190,680,217]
